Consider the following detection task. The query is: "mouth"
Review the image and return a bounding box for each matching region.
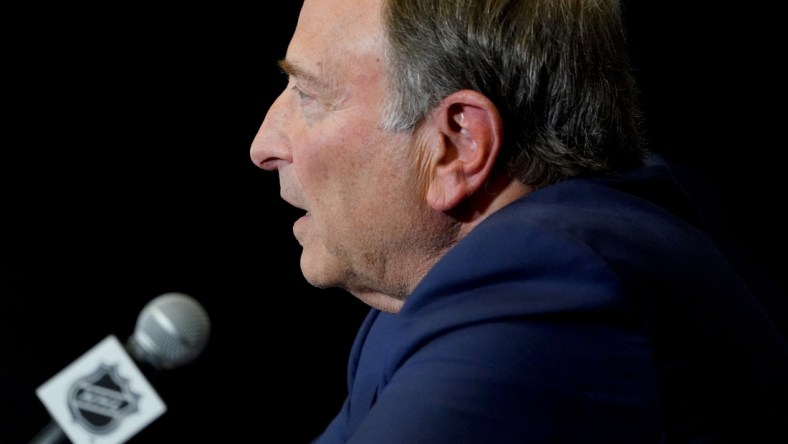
[281,193,306,212]
[283,198,310,222]
[291,207,310,226]
[279,189,310,227]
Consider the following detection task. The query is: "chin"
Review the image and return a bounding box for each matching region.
[356,293,405,314]
[300,253,341,290]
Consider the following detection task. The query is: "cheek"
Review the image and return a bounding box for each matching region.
[292,111,413,227]
[297,115,380,182]
[295,128,345,184]
[292,128,357,226]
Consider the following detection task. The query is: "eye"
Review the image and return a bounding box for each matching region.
[290,85,316,106]
[297,89,312,102]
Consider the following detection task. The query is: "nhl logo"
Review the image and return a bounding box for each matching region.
[67,363,140,435]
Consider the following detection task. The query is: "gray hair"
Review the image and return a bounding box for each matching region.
[381,0,647,188]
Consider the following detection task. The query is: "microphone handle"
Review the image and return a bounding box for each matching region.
[28,420,67,444]
[29,335,163,444]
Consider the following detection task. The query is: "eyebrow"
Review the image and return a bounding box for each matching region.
[278,59,330,92]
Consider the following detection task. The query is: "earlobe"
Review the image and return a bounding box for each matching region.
[426,90,502,212]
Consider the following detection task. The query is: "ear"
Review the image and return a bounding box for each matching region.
[425,90,503,211]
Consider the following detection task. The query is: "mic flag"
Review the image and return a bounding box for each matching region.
[35,334,166,444]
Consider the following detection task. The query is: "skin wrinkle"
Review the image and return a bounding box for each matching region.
[245,2,788,442]
[250,0,530,313]
[279,59,349,112]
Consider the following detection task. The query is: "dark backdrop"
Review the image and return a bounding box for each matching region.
[2,3,784,443]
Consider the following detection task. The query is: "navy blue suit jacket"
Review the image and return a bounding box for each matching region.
[314,162,788,443]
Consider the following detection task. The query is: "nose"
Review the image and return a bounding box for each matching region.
[250,92,292,171]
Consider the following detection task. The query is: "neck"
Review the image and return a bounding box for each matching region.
[352,175,532,314]
[452,173,533,238]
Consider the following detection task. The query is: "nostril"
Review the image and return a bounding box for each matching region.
[251,135,291,171]
[250,132,291,171]
[257,157,288,171]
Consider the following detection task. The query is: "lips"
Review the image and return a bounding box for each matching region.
[280,193,310,231]
[280,192,307,213]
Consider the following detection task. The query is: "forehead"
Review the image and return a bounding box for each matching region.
[287,0,385,84]
[297,0,381,39]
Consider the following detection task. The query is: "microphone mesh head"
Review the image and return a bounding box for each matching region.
[132,292,211,370]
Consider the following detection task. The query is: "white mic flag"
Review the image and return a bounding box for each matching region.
[32,292,211,444]
[35,334,166,444]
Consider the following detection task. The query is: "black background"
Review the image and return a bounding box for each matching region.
[2,3,784,443]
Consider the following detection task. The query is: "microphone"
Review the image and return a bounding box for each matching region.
[30,292,211,444]
[126,292,211,371]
